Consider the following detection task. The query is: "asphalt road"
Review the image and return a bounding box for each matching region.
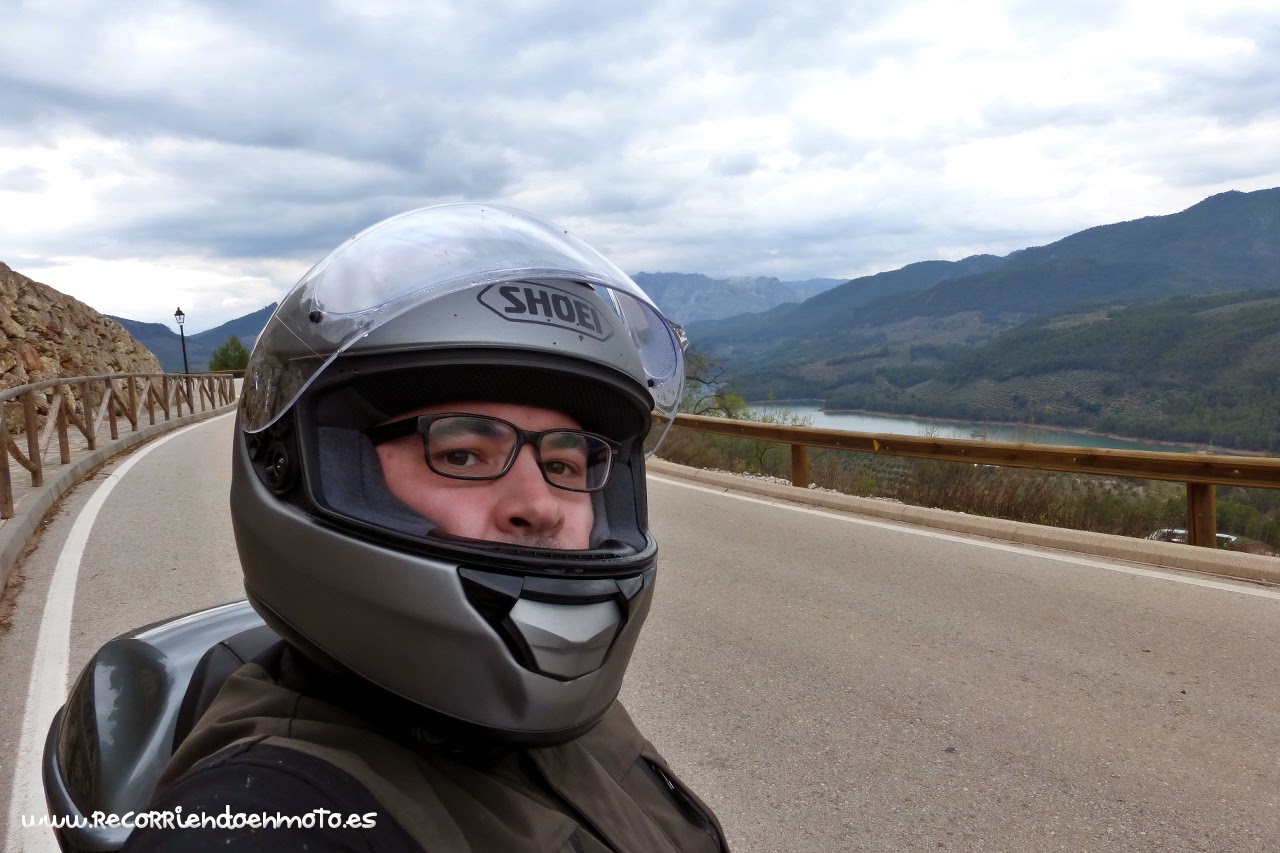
[4,413,1280,851]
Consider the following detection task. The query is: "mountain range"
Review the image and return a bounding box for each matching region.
[688,187,1280,451]
[630,272,844,323]
[109,304,277,372]
[113,276,842,372]
[104,186,1280,449]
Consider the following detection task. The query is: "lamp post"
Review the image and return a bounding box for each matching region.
[175,307,191,414]
[174,307,190,375]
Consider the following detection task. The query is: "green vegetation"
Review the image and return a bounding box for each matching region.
[680,348,749,418]
[665,350,1280,554]
[822,292,1280,451]
[658,423,1280,555]
[208,335,251,371]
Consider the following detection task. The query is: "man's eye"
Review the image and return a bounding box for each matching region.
[437,449,483,468]
[542,455,588,480]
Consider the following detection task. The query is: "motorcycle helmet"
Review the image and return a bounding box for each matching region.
[230,203,685,746]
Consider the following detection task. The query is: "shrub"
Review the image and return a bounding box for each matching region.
[208,335,251,372]
[658,429,1279,553]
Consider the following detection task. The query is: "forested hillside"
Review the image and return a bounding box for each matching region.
[689,187,1280,451]
[693,187,1280,348]
[686,254,1007,346]
[822,292,1280,451]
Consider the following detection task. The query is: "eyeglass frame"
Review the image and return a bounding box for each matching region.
[364,412,621,493]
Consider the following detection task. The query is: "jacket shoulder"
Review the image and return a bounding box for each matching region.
[129,740,418,852]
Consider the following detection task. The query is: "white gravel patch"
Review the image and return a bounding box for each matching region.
[702,468,903,502]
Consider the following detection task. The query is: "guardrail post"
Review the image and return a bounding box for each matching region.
[1186,483,1217,548]
[81,380,97,450]
[127,377,138,430]
[57,395,71,464]
[23,390,43,487]
[107,380,119,440]
[0,425,13,519]
[791,444,810,488]
[0,372,237,522]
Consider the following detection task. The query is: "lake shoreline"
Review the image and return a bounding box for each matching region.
[746,400,1268,456]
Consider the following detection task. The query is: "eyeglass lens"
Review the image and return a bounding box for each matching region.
[425,416,612,491]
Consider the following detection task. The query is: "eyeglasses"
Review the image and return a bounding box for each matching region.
[365,413,620,493]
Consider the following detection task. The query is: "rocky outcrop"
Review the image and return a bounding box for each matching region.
[2,262,162,432]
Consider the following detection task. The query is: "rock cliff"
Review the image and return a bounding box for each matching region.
[1,262,161,432]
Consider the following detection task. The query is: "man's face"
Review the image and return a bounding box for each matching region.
[373,401,595,549]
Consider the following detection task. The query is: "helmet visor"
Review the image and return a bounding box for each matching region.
[240,204,685,451]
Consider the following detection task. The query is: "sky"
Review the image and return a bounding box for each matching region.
[3,1,1280,333]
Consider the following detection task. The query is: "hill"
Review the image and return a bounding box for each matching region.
[109,304,276,372]
[632,272,843,324]
[819,291,1280,451]
[696,188,1280,349]
[691,187,1280,450]
[1,262,161,430]
[685,254,1009,347]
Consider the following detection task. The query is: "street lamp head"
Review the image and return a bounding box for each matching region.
[174,307,185,327]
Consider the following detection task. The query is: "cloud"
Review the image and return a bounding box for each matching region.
[0,166,48,192]
[1,0,1279,332]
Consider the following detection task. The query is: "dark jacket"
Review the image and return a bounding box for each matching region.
[125,644,728,852]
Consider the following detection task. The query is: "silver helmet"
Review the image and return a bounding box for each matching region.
[230,203,685,745]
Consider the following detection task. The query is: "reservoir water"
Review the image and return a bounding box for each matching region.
[746,404,1195,453]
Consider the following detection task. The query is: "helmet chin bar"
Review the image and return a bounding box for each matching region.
[458,567,654,681]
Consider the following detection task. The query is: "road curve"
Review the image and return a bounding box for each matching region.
[3,416,1279,852]
[627,475,1280,852]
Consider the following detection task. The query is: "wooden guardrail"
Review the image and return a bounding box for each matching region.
[671,413,1280,549]
[1,372,237,519]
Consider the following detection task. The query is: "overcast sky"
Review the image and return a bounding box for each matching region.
[3,0,1279,333]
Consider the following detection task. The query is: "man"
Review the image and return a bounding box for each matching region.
[124,204,728,851]
[372,401,598,548]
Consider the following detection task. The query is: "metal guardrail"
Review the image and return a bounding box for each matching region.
[671,413,1280,549]
[1,372,237,519]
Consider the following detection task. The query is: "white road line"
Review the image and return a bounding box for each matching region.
[6,413,233,853]
[650,474,1280,601]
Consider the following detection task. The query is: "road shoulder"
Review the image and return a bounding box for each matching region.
[647,458,1280,587]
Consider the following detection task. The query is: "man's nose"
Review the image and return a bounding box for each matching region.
[493,445,563,537]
